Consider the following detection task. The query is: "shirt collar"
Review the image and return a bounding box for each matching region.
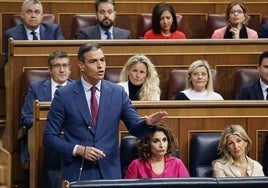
[259,78,268,92]
[81,76,101,92]
[51,78,68,89]
[24,25,41,36]
[98,25,113,37]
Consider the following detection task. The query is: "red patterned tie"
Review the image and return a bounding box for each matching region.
[91,86,99,126]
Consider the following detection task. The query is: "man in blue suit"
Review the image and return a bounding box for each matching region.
[259,23,268,38]
[21,50,73,188]
[77,0,131,39]
[43,42,167,182]
[236,51,268,100]
[4,0,64,63]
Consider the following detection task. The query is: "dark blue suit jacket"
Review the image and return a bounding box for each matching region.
[259,23,268,38]
[20,77,73,162]
[4,23,64,63]
[236,79,264,100]
[43,79,154,181]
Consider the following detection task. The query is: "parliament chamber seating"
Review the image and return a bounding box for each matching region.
[64,177,268,188]
[232,68,259,99]
[137,14,182,39]
[120,135,138,178]
[1,14,56,53]
[70,14,97,39]
[189,133,221,177]
[263,134,268,176]
[104,68,122,83]
[21,69,50,108]
[205,14,261,38]
[205,14,227,38]
[119,134,180,178]
[261,16,268,25]
[166,69,219,100]
[18,69,50,168]
[0,147,11,188]
[70,14,137,39]
[216,177,268,188]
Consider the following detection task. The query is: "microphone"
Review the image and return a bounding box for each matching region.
[78,122,92,181]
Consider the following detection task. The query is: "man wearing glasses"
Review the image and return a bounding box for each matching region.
[20,50,73,188]
[4,0,64,63]
[77,0,131,39]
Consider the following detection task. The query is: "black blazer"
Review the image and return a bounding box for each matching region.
[236,79,264,100]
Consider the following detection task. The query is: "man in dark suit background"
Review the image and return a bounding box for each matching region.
[77,0,131,39]
[43,42,167,182]
[236,51,268,100]
[21,50,73,188]
[4,0,64,63]
[259,23,268,38]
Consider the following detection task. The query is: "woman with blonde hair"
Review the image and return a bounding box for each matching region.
[175,60,223,100]
[118,55,160,100]
[212,124,264,177]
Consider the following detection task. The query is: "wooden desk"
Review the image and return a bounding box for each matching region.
[31,100,268,188]
[3,39,268,186]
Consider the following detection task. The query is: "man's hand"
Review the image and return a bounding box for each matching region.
[77,146,106,162]
[144,111,168,125]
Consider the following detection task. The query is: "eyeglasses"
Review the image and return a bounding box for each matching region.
[230,10,244,15]
[51,63,70,69]
[25,9,42,16]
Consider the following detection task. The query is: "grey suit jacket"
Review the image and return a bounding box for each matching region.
[76,24,131,39]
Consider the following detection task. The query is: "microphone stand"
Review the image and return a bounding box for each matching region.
[78,124,91,181]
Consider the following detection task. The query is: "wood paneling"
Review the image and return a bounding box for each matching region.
[31,100,268,188]
[4,39,268,187]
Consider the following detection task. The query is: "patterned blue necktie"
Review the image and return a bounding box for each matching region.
[105,31,112,39]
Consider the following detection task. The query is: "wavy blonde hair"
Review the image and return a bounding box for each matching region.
[217,124,252,162]
[119,55,160,100]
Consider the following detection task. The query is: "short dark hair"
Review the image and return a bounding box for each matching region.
[48,51,70,66]
[258,51,268,66]
[78,42,101,63]
[94,0,115,12]
[151,3,177,34]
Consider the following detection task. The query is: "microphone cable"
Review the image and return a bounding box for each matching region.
[78,124,91,181]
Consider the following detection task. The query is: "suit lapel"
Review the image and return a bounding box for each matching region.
[255,80,264,100]
[40,24,46,40]
[97,80,112,128]
[20,25,28,40]
[43,78,52,101]
[112,27,118,39]
[73,79,92,126]
[94,25,101,39]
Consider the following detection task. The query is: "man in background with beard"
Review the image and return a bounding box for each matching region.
[77,0,131,39]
